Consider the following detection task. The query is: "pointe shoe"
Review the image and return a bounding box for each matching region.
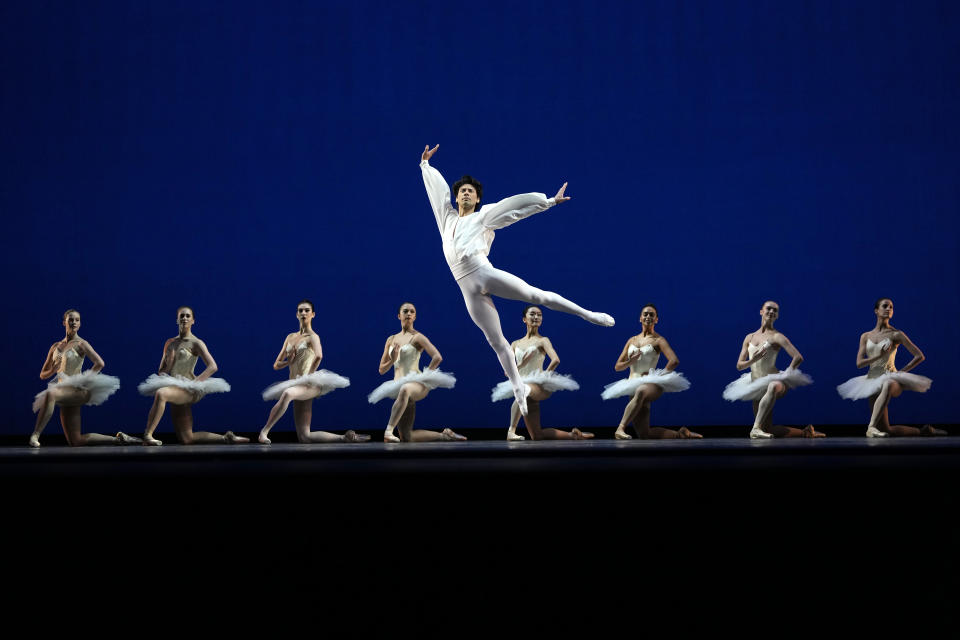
[442,428,467,441]
[116,431,142,444]
[677,426,703,439]
[865,426,888,438]
[143,435,163,446]
[614,428,633,440]
[506,431,525,441]
[589,312,615,327]
[749,427,773,439]
[514,383,531,417]
[802,424,825,438]
[258,433,272,444]
[28,435,40,448]
[345,430,371,443]
[383,433,401,443]
[224,431,250,443]
[921,424,947,436]
[571,428,594,440]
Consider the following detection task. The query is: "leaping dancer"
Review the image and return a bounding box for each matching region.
[420,144,614,416]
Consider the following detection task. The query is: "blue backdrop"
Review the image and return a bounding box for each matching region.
[2,0,957,435]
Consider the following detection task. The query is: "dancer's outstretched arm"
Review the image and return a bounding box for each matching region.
[420,144,455,229]
[479,183,568,231]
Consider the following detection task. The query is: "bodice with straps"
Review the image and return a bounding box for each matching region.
[287,339,318,378]
[627,343,660,378]
[865,338,897,378]
[392,342,421,378]
[514,344,546,376]
[747,341,779,379]
[57,345,84,379]
[169,344,199,379]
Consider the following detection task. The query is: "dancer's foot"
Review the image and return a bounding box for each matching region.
[506,431,525,441]
[442,428,467,441]
[258,430,272,444]
[749,427,773,439]
[143,435,163,446]
[677,426,703,439]
[865,425,888,438]
[514,383,531,417]
[587,312,615,327]
[921,424,948,436]
[344,430,371,442]
[571,428,594,440]
[28,434,40,448]
[116,431,142,444]
[802,424,826,438]
[383,433,400,443]
[224,431,250,444]
[614,426,632,440]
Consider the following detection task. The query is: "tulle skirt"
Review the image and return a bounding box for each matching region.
[722,369,812,402]
[367,369,456,404]
[601,369,690,400]
[137,374,231,400]
[262,370,350,401]
[490,371,580,402]
[32,371,121,413]
[836,371,932,400]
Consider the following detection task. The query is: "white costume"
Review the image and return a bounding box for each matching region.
[490,344,579,402]
[722,341,812,402]
[262,338,350,401]
[368,343,456,404]
[137,344,230,398]
[601,344,690,400]
[837,338,932,400]
[32,346,121,413]
[421,159,611,405]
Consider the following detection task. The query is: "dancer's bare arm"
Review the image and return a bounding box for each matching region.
[893,331,925,373]
[415,333,443,370]
[193,339,218,382]
[775,334,804,369]
[658,337,679,372]
[736,335,759,371]
[614,338,643,372]
[39,343,61,379]
[378,337,397,375]
[855,333,890,368]
[542,338,560,372]
[311,334,324,370]
[272,336,293,371]
[80,339,105,373]
[158,338,175,374]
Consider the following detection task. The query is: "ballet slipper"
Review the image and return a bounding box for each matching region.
[614,427,632,440]
[802,424,825,438]
[224,431,250,444]
[383,433,401,443]
[865,426,888,438]
[921,424,947,436]
[442,428,467,441]
[28,435,40,448]
[588,312,615,327]
[571,428,594,440]
[677,427,703,439]
[116,432,142,444]
[514,383,531,417]
[143,435,163,446]
[258,433,272,444]
[506,431,525,441]
[749,426,773,439]
[344,430,371,442]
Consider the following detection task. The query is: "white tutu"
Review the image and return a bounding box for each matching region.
[837,371,932,400]
[32,371,121,413]
[490,371,580,402]
[601,369,690,400]
[367,369,456,404]
[722,369,812,402]
[262,369,350,401]
[137,374,231,398]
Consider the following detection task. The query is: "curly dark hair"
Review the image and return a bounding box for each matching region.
[452,175,483,206]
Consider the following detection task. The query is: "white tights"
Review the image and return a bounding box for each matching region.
[456,264,602,395]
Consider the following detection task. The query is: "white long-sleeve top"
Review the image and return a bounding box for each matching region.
[420,159,556,280]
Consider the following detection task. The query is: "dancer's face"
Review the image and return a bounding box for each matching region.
[398,304,417,325]
[63,312,81,334]
[523,307,543,329]
[875,299,894,320]
[177,307,195,331]
[639,306,658,328]
[760,301,779,322]
[296,304,315,323]
[457,183,478,211]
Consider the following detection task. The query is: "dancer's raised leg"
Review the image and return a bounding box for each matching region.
[475,266,614,327]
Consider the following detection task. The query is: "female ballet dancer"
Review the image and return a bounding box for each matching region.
[723,301,823,438]
[369,302,465,443]
[491,305,591,441]
[138,306,248,445]
[30,309,135,447]
[836,298,943,437]
[420,144,614,418]
[601,304,699,439]
[258,300,368,444]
